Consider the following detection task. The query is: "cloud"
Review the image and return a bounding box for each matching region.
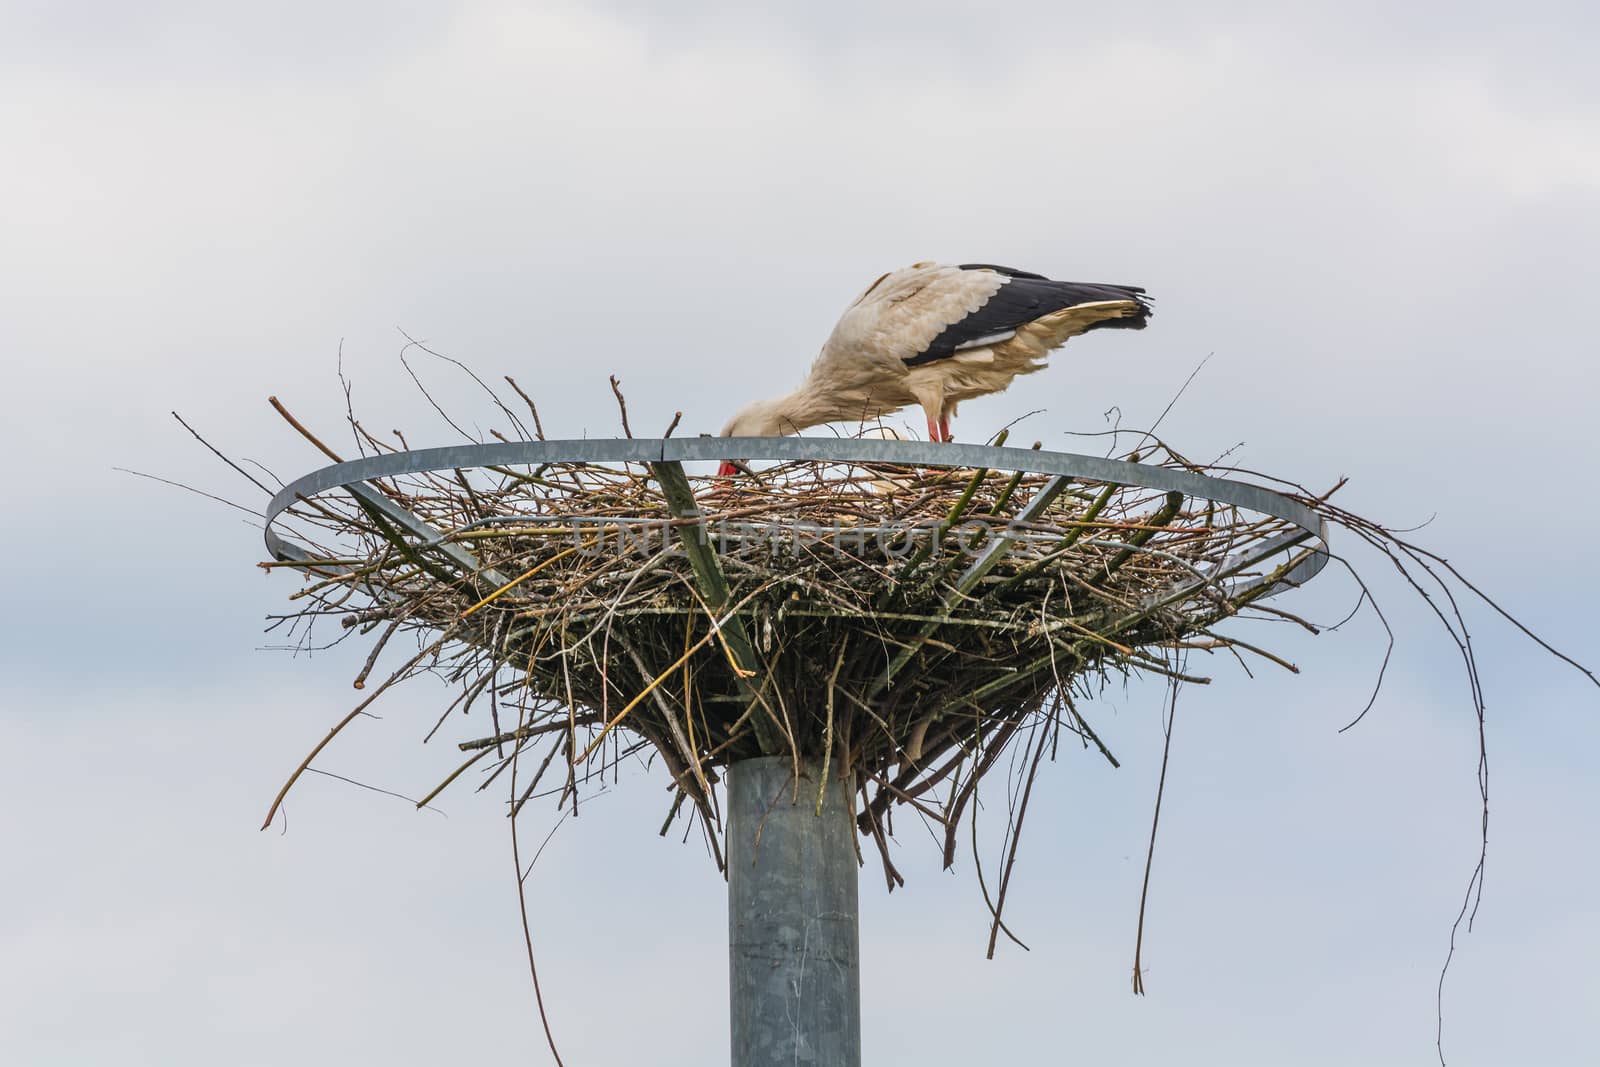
[2,3,1597,1063]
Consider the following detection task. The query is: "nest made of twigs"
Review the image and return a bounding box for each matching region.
[259,429,1324,887]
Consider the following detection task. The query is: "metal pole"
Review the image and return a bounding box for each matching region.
[727,756,861,1067]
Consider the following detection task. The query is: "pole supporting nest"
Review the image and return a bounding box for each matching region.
[727,757,860,1067]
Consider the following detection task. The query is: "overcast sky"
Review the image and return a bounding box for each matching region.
[2,2,1597,1065]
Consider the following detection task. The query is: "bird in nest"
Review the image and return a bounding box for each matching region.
[716,261,1150,476]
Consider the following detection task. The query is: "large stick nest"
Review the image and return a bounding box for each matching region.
[260,412,1328,888]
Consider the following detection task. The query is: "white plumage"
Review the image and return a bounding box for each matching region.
[718,262,1150,465]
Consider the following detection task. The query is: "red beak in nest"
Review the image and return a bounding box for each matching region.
[716,459,755,478]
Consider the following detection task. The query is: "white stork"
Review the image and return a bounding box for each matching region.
[716,261,1150,474]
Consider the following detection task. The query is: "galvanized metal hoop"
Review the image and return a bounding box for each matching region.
[264,436,1331,602]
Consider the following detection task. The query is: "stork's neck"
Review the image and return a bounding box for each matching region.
[791,371,876,431]
[725,368,862,437]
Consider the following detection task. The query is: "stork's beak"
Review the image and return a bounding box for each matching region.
[717,459,756,478]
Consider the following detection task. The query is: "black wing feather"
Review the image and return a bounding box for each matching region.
[905,271,1151,367]
[956,262,1053,280]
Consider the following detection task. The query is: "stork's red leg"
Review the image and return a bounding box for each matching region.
[938,414,952,443]
[926,416,942,443]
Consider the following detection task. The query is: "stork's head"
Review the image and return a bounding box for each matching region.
[719,398,794,439]
[716,399,793,477]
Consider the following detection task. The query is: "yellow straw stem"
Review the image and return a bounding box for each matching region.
[578,626,720,763]
[458,540,593,618]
